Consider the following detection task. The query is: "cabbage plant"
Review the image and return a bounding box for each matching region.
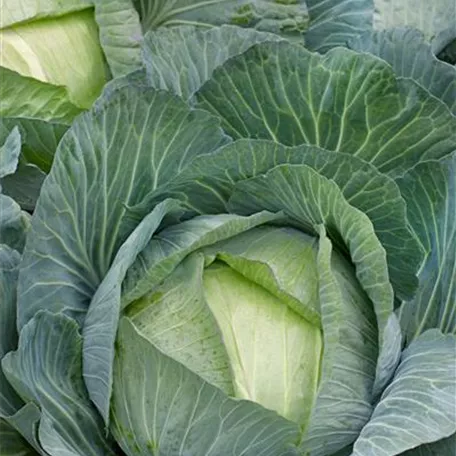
[1,6,456,456]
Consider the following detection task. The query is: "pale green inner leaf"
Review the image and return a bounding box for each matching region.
[203,261,322,427]
[204,225,321,327]
[1,9,107,108]
[0,0,92,28]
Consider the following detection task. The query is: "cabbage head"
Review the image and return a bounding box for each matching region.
[0,1,108,122]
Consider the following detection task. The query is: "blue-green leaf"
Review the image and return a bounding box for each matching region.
[83,199,181,425]
[134,0,309,42]
[348,28,456,115]
[351,330,456,456]
[17,86,228,328]
[396,154,456,341]
[2,403,45,455]
[2,311,119,455]
[0,118,68,172]
[372,0,456,54]
[142,25,282,100]
[196,42,456,177]
[0,127,21,180]
[305,0,456,54]
[0,246,23,418]
[0,128,30,252]
[304,0,371,52]
[300,227,378,455]
[93,0,143,77]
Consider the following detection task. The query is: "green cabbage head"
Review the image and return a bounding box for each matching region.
[125,225,329,429]
[0,1,108,122]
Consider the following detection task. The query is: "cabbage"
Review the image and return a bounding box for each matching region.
[1,3,455,456]
[0,4,108,121]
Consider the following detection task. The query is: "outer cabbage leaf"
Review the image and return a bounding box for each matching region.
[0,126,21,179]
[0,191,30,253]
[348,28,456,115]
[351,330,456,456]
[0,246,46,455]
[1,162,46,212]
[83,198,182,424]
[397,154,456,341]
[0,246,23,419]
[133,0,308,39]
[303,227,378,455]
[1,403,46,455]
[96,68,150,102]
[93,0,143,77]
[144,139,422,301]
[0,118,68,172]
[372,313,402,398]
[401,433,456,456]
[2,312,119,455]
[304,0,456,53]
[304,0,371,52]
[196,42,456,177]
[0,128,30,251]
[0,118,67,212]
[0,417,40,456]
[372,0,456,54]
[17,86,228,328]
[142,25,283,100]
